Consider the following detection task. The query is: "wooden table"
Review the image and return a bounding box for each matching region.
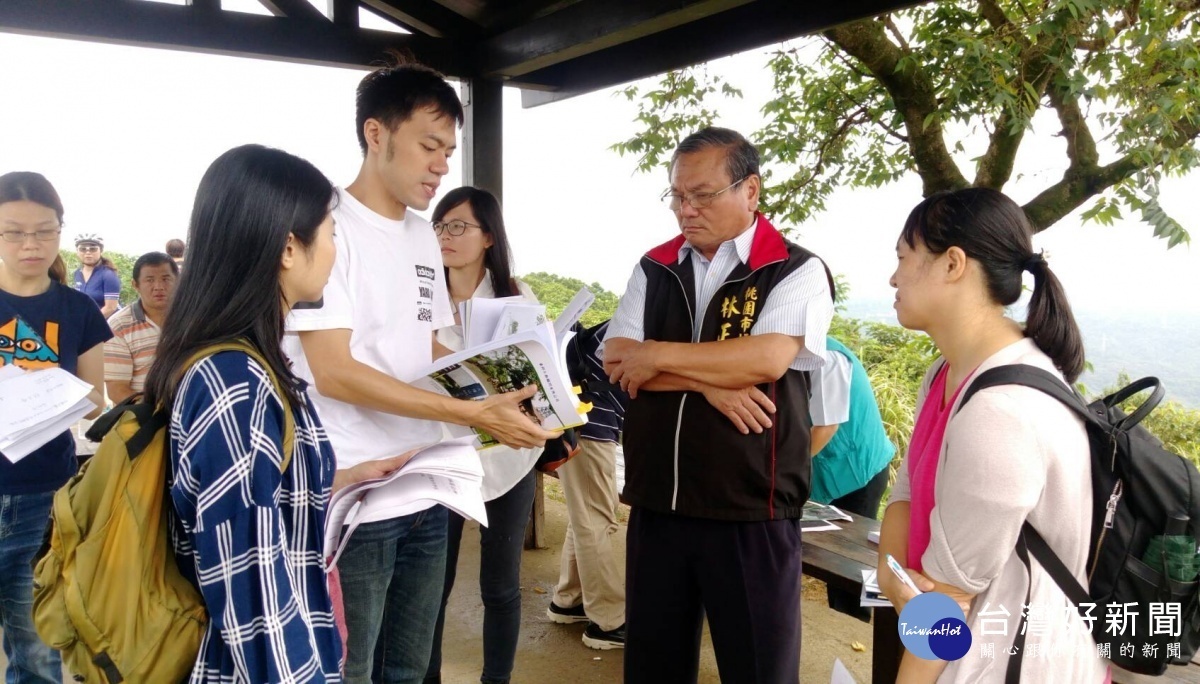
[801,511,901,684]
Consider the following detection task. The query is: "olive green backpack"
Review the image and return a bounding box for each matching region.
[32,340,294,683]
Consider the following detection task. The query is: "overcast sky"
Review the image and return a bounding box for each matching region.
[2,16,1198,315]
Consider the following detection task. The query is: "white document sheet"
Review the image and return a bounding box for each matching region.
[0,367,96,463]
[323,437,486,569]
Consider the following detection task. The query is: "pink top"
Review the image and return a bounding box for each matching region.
[907,364,972,572]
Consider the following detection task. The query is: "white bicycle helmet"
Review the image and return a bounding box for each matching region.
[74,233,104,248]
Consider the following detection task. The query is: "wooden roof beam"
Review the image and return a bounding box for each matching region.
[479,0,752,78]
[0,0,469,74]
[359,0,480,39]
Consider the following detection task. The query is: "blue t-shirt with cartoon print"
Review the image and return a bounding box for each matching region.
[0,281,112,494]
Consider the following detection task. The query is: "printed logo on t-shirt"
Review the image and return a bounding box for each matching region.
[0,316,60,370]
[415,265,436,323]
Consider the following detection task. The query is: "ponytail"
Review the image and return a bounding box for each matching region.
[1024,260,1085,383]
[49,255,68,284]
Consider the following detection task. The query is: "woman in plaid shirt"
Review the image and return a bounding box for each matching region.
[144,145,410,683]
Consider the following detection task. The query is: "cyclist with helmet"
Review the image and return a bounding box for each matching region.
[73,232,120,317]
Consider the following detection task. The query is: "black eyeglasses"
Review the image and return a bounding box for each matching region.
[0,227,61,243]
[433,219,482,237]
[660,177,749,211]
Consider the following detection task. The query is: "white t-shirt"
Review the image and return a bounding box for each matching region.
[809,347,852,427]
[435,272,543,501]
[284,187,454,469]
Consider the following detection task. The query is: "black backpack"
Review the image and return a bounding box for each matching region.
[960,366,1200,680]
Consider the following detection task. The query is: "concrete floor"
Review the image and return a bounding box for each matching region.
[2,497,876,683]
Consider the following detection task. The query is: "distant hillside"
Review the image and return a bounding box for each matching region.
[841,299,1200,409]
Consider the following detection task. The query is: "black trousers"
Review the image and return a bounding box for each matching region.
[825,465,891,622]
[624,507,803,684]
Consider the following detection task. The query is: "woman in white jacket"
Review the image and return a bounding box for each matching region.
[877,187,1108,683]
[425,186,541,684]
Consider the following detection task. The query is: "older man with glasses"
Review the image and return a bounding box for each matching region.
[603,127,834,684]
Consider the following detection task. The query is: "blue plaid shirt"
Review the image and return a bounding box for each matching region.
[168,351,342,683]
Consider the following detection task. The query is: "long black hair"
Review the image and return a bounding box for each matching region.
[144,144,334,409]
[432,186,518,298]
[0,171,69,284]
[901,187,1085,382]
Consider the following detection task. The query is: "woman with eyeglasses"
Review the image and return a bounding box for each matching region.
[0,171,111,683]
[425,187,541,684]
[72,233,121,318]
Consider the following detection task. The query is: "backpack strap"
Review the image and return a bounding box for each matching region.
[959,365,1097,427]
[956,366,1098,683]
[181,340,296,472]
[1101,376,1164,432]
[1005,522,1094,684]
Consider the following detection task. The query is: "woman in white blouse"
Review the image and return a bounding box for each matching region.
[425,187,541,684]
[878,187,1105,683]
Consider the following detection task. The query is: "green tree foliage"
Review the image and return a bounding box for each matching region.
[829,315,938,463]
[613,0,1200,244]
[59,249,137,305]
[1105,372,1200,470]
[521,272,620,327]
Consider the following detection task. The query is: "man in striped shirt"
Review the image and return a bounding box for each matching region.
[104,251,177,403]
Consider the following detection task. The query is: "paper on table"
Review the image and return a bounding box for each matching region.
[860,569,891,608]
[0,368,96,463]
[799,520,841,533]
[801,501,853,523]
[324,438,486,569]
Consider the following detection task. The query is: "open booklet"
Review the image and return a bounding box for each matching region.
[324,437,485,569]
[0,365,96,463]
[410,287,596,449]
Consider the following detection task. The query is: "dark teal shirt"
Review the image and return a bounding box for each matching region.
[809,336,896,504]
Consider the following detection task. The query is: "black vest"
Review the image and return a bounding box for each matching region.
[621,215,818,521]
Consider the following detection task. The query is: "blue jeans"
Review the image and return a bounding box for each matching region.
[337,507,448,684]
[0,492,61,684]
[426,471,536,684]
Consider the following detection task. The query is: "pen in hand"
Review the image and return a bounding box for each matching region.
[885,553,925,596]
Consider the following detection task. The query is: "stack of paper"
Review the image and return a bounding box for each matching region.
[797,501,851,533]
[0,366,96,463]
[462,296,547,349]
[860,569,891,608]
[323,438,486,569]
[801,501,853,523]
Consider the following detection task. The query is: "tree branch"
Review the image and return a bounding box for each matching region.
[824,19,969,195]
[1022,118,1200,231]
[777,107,870,197]
[973,0,1080,188]
[1047,80,1100,173]
[883,15,911,53]
[1075,0,1141,52]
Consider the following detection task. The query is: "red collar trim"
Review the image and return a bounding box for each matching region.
[643,213,788,270]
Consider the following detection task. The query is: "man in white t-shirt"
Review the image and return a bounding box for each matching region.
[284,64,555,684]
